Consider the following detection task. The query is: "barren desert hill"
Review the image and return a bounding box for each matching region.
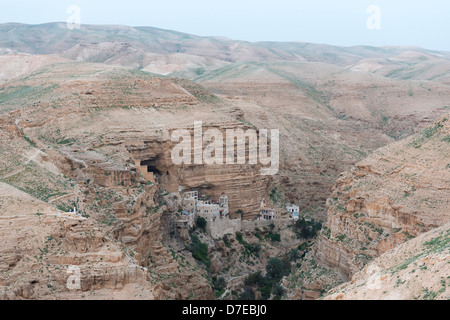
[348,50,450,84]
[0,53,69,85]
[0,61,200,113]
[194,60,450,129]
[2,22,450,78]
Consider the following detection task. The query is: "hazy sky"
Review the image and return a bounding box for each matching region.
[1,0,449,51]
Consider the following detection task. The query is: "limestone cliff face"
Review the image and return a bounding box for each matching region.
[125,123,272,220]
[54,148,215,299]
[315,115,450,279]
[0,127,215,299]
[0,203,152,300]
[0,158,214,300]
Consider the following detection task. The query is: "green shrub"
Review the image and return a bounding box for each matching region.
[236,231,244,244]
[265,232,281,242]
[266,257,290,280]
[244,271,264,287]
[237,287,254,300]
[212,276,227,297]
[271,285,285,299]
[295,218,322,239]
[222,234,232,248]
[196,216,207,232]
[242,257,291,301]
[188,234,210,268]
[289,249,300,261]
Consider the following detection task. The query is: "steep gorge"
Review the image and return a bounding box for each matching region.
[313,114,450,282]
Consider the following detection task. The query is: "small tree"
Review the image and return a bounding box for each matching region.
[289,249,300,262]
[295,218,322,240]
[266,257,291,280]
[188,234,210,268]
[301,226,313,239]
[213,276,226,292]
[244,271,264,287]
[266,233,281,242]
[196,216,207,232]
[272,284,285,299]
[266,258,284,279]
[236,231,244,244]
[238,287,254,300]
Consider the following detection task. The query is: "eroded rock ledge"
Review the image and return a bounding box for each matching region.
[315,115,450,280]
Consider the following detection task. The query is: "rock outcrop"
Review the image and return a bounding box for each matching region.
[0,187,153,300]
[324,222,449,300]
[125,123,272,220]
[315,115,450,280]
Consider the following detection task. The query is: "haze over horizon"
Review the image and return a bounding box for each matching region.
[1,0,450,51]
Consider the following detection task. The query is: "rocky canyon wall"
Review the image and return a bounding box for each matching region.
[314,115,450,279]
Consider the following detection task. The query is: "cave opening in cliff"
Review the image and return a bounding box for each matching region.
[141,159,162,175]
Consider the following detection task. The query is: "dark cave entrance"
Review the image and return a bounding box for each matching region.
[140,158,162,175]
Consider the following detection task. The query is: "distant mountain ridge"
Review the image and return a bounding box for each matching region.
[1,22,450,77]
